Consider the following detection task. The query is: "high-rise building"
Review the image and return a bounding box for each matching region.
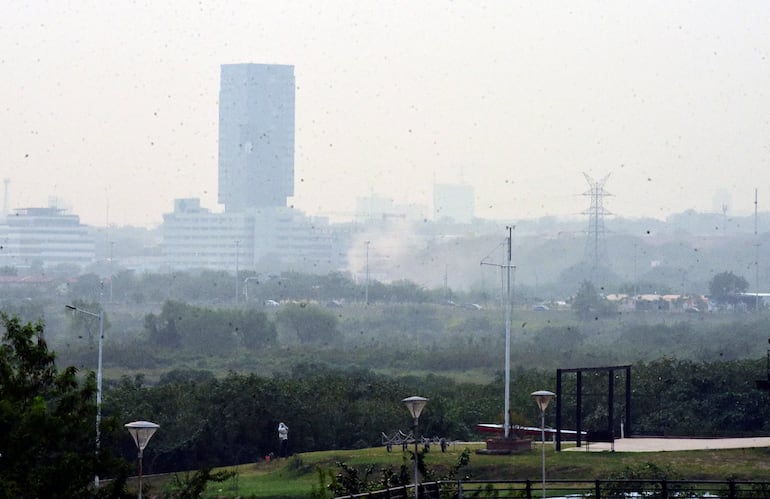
[163,64,350,275]
[218,63,295,212]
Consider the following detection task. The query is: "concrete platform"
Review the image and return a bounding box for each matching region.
[565,436,770,452]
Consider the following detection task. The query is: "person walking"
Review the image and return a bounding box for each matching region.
[278,422,289,457]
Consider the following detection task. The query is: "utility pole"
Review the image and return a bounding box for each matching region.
[109,241,114,303]
[65,305,104,488]
[481,226,515,438]
[755,189,760,312]
[365,240,370,305]
[503,226,512,438]
[235,240,240,305]
[444,263,449,303]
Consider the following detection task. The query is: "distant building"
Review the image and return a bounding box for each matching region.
[161,199,252,270]
[0,207,95,270]
[161,198,348,273]
[433,183,474,223]
[163,65,350,274]
[355,194,427,223]
[218,63,295,212]
[249,206,348,272]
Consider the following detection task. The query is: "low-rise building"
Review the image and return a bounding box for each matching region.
[0,207,96,271]
[161,198,348,273]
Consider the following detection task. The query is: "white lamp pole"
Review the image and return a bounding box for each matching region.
[531,390,555,498]
[504,227,512,438]
[365,240,370,305]
[480,226,514,438]
[235,240,240,305]
[402,396,428,499]
[125,421,160,499]
[66,304,104,488]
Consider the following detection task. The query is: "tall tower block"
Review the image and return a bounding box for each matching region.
[218,64,295,212]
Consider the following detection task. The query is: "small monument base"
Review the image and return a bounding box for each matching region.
[476,437,531,455]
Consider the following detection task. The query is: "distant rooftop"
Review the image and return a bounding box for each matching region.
[12,207,69,217]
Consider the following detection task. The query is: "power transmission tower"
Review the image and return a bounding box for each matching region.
[583,173,612,282]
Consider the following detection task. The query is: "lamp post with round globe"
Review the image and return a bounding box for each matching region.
[125,421,160,499]
[531,390,555,498]
[402,396,428,499]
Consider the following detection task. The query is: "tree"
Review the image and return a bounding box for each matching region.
[144,302,182,349]
[0,314,102,497]
[708,271,749,304]
[146,301,231,354]
[164,468,235,499]
[237,308,278,350]
[571,280,615,320]
[275,303,341,345]
[385,280,430,303]
[67,273,105,302]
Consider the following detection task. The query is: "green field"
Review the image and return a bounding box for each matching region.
[133,442,770,498]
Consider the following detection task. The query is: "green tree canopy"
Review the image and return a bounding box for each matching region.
[275,303,341,345]
[708,271,749,303]
[144,300,276,354]
[571,280,616,320]
[0,314,101,497]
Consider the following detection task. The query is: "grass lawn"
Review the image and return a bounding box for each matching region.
[134,442,770,498]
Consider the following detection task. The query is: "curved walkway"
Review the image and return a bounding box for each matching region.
[567,436,770,452]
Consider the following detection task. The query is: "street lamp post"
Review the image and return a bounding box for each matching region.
[402,396,428,499]
[365,240,370,305]
[531,390,555,498]
[65,304,104,488]
[235,240,240,305]
[125,421,160,499]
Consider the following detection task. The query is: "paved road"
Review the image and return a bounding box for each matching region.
[566,436,770,452]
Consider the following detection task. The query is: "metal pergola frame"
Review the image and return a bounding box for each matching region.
[554,365,631,451]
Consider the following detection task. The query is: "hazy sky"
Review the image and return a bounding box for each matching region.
[1,1,769,228]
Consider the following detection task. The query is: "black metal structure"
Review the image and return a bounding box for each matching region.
[335,478,770,499]
[755,339,770,391]
[555,365,631,451]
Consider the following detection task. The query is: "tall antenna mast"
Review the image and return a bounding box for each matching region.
[583,173,612,282]
[2,178,9,219]
[481,226,515,438]
[503,226,512,438]
[755,189,760,312]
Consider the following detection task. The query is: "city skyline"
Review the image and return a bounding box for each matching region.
[1,1,769,228]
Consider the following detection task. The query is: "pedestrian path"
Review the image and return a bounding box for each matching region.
[566,436,770,452]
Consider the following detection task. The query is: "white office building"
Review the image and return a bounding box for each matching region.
[161,198,348,273]
[0,207,96,270]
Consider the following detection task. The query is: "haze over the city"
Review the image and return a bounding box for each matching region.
[1,1,769,228]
